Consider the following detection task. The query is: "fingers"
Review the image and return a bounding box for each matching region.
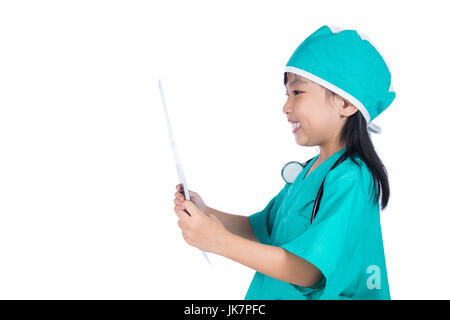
[174,206,190,219]
[174,185,200,216]
[175,184,186,197]
[174,191,186,209]
[175,184,197,197]
[174,185,198,201]
[174,190,185,199]
[174,198,185,209]
[174,185,187,211]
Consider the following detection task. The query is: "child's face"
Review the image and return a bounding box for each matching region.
[283,74,356,147]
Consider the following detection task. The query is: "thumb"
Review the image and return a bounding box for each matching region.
[183,200,204,217]
[189,191,200,199]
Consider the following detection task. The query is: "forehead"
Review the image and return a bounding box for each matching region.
[285,75,311,88]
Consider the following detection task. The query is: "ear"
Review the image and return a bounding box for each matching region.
[339,99,359,118]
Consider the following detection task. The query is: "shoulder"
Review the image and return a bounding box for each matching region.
[325,153,377,202]
[328,153,373,182]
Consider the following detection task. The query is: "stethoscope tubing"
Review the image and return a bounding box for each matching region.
[281,153,348,224]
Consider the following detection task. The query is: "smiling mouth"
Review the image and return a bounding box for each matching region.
[291,121,301,133]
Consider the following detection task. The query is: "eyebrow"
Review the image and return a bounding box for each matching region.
[286,77,309,88]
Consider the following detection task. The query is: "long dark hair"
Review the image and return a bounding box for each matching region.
[284,72,390,210]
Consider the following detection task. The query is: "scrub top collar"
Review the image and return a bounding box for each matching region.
[294,147,347,186]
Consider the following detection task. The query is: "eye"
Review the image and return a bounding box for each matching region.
[285,90,303,97]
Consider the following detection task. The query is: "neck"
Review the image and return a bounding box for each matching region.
[316,140,345,165]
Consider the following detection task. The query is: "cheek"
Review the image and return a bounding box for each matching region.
[304,109,332,133]
[302,109,322,128]
[295,100,330,132]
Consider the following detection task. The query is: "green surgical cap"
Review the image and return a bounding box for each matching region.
[285,25,396,134]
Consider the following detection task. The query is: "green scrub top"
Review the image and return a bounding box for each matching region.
[245,148,390,300]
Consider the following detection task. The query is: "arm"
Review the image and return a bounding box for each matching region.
[220,232,323,288]
[205,206,259,242]
[178,201,322,287]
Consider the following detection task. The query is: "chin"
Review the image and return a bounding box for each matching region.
[295,138,309,147]
[295,134,308,146]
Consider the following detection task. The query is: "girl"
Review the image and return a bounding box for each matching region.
[174,25,395,300]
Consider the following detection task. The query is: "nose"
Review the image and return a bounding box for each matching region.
[282,99,291,116]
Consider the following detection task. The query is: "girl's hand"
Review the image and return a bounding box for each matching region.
[173,184,209,216]
[175,200,230,255]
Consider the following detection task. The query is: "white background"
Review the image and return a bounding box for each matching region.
[0,0,448,299]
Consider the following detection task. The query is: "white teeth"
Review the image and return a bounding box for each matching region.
[291,122,301,128]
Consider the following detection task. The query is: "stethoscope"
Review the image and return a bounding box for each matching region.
[281,152,348,224]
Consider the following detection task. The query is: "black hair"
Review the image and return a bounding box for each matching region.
[284,72,390,210]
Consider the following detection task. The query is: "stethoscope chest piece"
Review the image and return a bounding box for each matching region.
[281,161,306,184]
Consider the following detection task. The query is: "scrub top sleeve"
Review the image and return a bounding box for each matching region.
[280,171,368,284]
[248,186,287,245]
